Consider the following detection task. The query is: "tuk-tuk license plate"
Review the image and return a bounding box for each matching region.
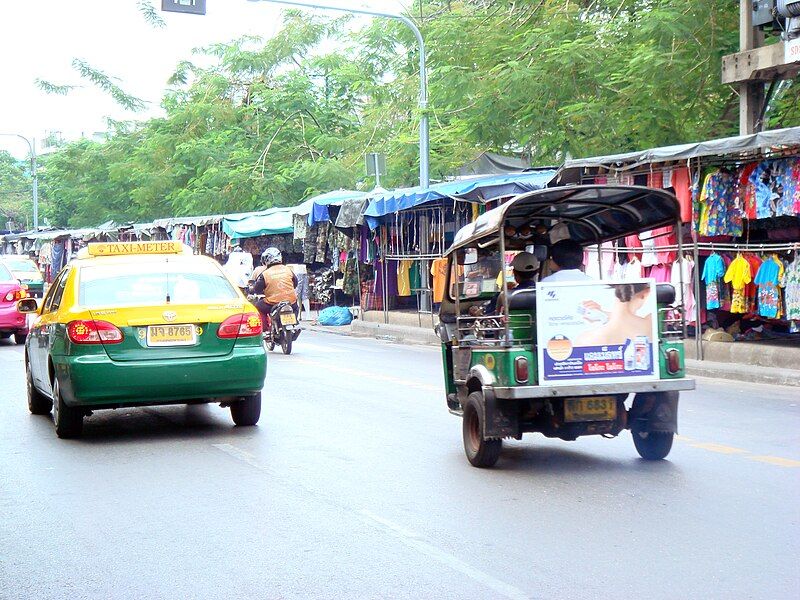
[147,324,196,347]
[564,397,617,422]
[279,312,297,326]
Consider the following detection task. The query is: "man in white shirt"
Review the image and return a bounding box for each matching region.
[541,239,592,283]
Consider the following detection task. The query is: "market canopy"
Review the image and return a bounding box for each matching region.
[447,185,681,253]
[561,126,800,171]
[363,170,557,227]
[222,200,315,239]
[306,189,367,226]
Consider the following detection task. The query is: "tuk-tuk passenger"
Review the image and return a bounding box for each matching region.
[541,239,592,282]
[495,252,539,313]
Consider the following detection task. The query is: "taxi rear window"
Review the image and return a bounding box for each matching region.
[78,261,239,307]
[0,264,13,281]
[3,258,39,273]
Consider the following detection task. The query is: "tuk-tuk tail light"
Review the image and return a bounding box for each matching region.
[665,348,681,374]
[514,356,529,384]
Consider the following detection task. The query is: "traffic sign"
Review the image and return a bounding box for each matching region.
[161,0,206,15]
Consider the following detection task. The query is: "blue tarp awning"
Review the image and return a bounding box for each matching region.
[364,169,557,228]
[306,189,367,226]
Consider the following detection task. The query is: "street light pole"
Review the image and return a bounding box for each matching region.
[246,0,430,189]
[0,133,39,230]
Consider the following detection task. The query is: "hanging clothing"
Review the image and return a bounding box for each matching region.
[431,257,449,303]
[754,257,782,318]
[397,260,412,296]
[723,255,752,314]
[671,167,693,224]
[781,255,800,320]
[701,253,725,310]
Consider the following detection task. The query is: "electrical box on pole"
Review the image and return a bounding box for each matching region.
[161,0,206,15]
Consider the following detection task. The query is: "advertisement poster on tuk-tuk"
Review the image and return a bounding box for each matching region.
[536,280,660,385]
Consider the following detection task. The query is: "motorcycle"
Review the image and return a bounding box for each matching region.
[247,293,300,355]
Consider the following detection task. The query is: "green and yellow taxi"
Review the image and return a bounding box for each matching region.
[18,241,267,438]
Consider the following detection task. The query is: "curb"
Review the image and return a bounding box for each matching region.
[330,321,800,387]
[351,320,439,345]
[685,359,800,387]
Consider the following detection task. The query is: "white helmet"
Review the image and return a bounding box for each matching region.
[261,247,282,266]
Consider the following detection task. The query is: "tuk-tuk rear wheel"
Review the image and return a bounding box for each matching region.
[462,392,501,468]
[632,430,674,460]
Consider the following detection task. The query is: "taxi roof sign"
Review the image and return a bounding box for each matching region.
[80,241,191,259]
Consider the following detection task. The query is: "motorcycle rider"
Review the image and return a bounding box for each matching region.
[249,248,299,330]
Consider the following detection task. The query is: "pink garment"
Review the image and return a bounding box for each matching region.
[647,171,664,188]
[594,176,608,184]
[624,234,643,260]
[671,167,693,224]
[652,226,676,265]
[649,264,672,283]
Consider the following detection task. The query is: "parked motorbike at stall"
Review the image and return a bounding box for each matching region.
[247,293,300,355]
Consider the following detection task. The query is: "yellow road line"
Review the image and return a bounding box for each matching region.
[688,442,749,455]
[746,455,800,468]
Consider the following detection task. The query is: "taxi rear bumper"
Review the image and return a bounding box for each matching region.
[55,345,267,407]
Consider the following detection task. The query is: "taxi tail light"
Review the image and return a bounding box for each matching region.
[67,320,124,345]
[218,312,262,339]
[514,356,529,384]
[665,348,681,375]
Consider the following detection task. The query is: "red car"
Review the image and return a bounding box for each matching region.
[0,262,30,344]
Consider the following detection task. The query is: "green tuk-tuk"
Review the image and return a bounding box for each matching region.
[437,185,695,468]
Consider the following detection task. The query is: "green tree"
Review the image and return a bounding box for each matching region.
[0,152,33,230]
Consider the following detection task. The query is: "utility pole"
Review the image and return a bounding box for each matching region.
[0,134,38,230]
[722,1,800,134]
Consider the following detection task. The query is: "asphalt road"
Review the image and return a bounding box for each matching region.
[0,331,798,600]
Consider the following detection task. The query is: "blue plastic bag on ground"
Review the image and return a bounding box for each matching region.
[318,306,353,326]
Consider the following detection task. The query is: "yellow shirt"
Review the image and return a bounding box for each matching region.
[397,260,412,296]
[723,255,752,290]
[431,258,448,303]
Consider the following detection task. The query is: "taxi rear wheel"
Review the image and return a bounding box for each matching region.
[52,378,83,439]
[14,332,27,345]
[230,392,261,426]
[632,430,674,460]
[462,392,502,468]
[26,359,52,415]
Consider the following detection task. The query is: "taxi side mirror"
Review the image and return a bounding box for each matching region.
[17,298,40,314]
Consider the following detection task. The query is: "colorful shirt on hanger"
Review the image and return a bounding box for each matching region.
[781,255,800,321]
[397,260,412,296]
[754,257,782,318]
[701,253,725,310]
[723,254,752,314]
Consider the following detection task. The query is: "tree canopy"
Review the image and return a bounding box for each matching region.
[34,0,798,228]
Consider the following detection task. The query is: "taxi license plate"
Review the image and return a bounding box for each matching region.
[279,312,297,325]
[564,397,617,422]
[147,324,196,347]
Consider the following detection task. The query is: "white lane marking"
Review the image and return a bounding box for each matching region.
[212,443,280,476]
[359,510,532,600]
[213,443,531,599]
[296,342,352,354]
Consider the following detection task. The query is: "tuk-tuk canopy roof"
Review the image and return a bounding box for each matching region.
[447,185,680,254]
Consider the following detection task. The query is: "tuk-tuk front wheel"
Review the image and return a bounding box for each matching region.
[462,392,502,468]
[632,430,674,460]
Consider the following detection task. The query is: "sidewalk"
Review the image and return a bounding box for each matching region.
[306,314,800,386]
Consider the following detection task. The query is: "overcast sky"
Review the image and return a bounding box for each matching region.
[0,0,406,158]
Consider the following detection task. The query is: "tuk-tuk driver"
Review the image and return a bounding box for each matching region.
[541,239,592,282]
